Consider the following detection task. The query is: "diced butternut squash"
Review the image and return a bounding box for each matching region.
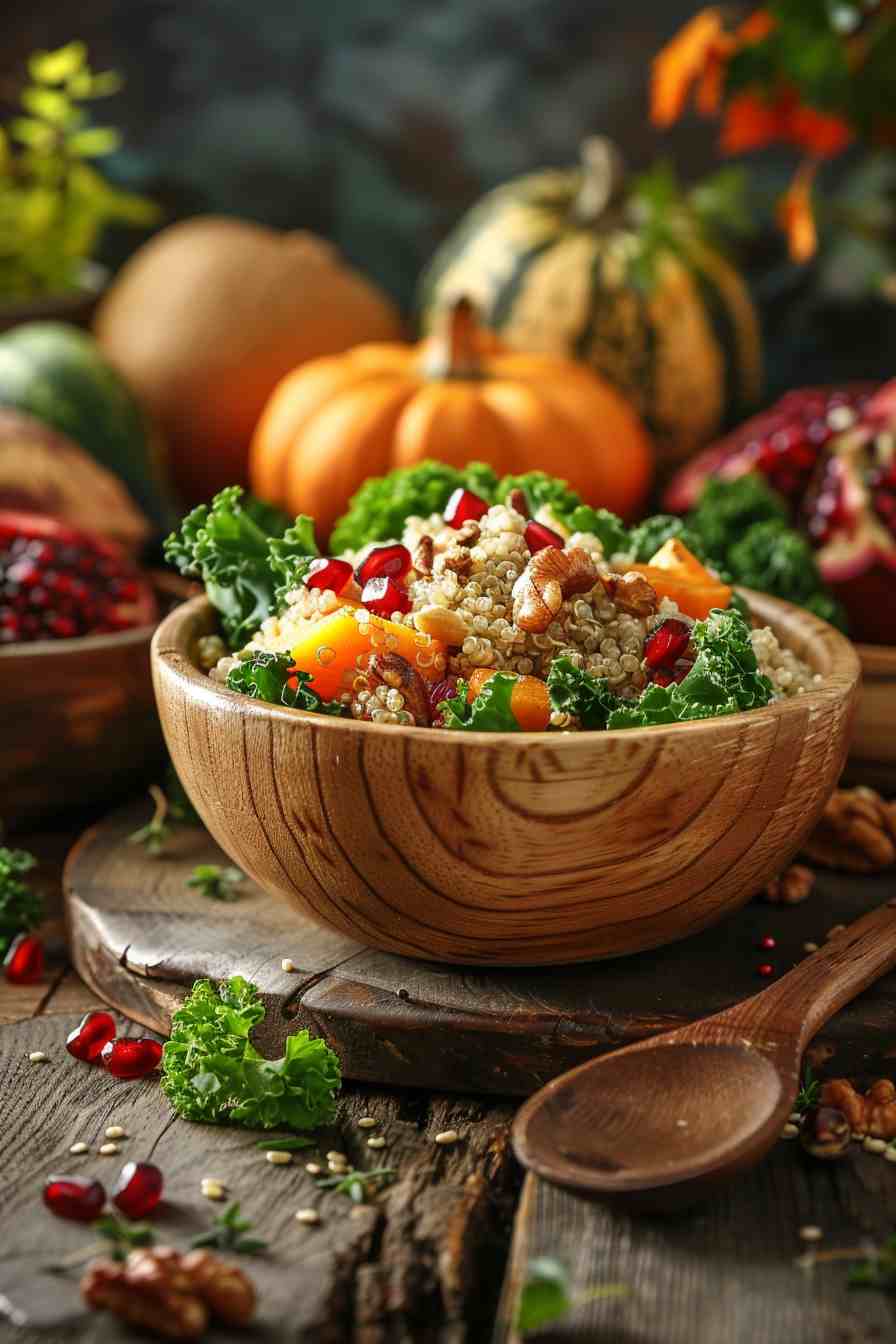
[630,538,731,621]
[290,608,446,701]
[466,667,551,731]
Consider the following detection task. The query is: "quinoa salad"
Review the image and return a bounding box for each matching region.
[166,469,821,735]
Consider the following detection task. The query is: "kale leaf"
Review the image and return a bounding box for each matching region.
[226,651,344,716]
[496,471,582,522]
[161,976,341,1130]
[628,513,711,565]
[440,673,520,732]
[688,475,789,563]
[563,505,631,557]
[330,461,500,552]
[727,520,848,629]
[0,847,40,956]
[546,658,621,730]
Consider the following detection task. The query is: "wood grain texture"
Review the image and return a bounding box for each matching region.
[66,799,896,1097]
[151,591,860,966]
[0,1013,518,1344]
[1,575,191,830]
[848,641,896,792]
[496,1163,896,1344]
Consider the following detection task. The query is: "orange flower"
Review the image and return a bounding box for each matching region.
[651,8,729,127]
[788,103,853,157]
[720,91,787,153]
[777,162,818,263]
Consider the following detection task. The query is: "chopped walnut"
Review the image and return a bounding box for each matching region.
[763,864,815,905]
[601,571,658,618]
[82,1247,254,1339]
[179,1250,256,1326]
[455,520,481,547]
[866,1079,896,1139]
[819,1079,867,1133]
[366,652,431,726]
[802,787,896,872]
[434,547,473,578]
[512,546,598,634]
[412,535,434,576]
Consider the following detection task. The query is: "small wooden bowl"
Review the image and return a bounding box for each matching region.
[1,574,190,831]
[152,592,860,967]
[847,643,896,793]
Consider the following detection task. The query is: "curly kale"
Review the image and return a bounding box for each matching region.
[495,471,582,522]
[161,976,341,1130]
[0,847,41,956]
[164,487,318,648]
[726,520,848,629]
[688,475,789,563]
[226,651,344,715]
[546,658,620,730]
[330,461,500,552]
[628,514,711,565]
[608,607,773,729]
[440,673,519,732]
[563,506,631,557]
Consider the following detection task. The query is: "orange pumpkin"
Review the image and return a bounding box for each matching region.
[250,299,653,544]
[94,218,403,506]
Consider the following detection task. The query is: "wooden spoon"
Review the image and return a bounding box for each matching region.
[512,897,896,1211]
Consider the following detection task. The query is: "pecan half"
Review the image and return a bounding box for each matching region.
[434,547,473,578]
[367,652,431,725]
[512,546,598,634]
[802,787,896,872]
[763,863,815,905]
[506,487,528,517]
[455,520,481,547]
[601,570,658,618]
[412,535,434,576]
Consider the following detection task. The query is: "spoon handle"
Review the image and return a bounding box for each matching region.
[725,896,896,1048]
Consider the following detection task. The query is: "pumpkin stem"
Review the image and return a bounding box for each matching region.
[573,136,626,225]
[422,297,484,380]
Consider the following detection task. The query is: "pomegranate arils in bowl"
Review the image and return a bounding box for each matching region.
[43,1176,106,1222]
[361,575,411,618]
[643,619,692,671]
[444,488,489,529]
[305,557,353,594]
[66,1010,116,1063]
[100,1037,163,1079]
[112,1161,163,1218]
[4,932,44,984]
[355,543,412,587]
[524,520,564,554]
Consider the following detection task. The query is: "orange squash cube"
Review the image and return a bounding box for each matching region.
[290,608,446,702]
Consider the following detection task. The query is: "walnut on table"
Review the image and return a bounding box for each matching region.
[819,1077,896,1139]
[802,787,896,872]
[763,864,815,905]
[82,1246,255,1340]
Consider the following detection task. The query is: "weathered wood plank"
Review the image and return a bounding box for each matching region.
[496,1155,896,1343]
[0,1013,519,1343]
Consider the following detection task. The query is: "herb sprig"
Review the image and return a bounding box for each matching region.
[0,846,40,956]
[794,1063,821,1116]
[314,1166,396,1204]
[187,864,245,902]
[516,1257,629,1332]
[190,1201,268,1255]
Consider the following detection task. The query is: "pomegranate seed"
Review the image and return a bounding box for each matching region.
[524,520,564,554]
[43,1175,105,1222]
[100,1037,163,1079]
[305,557,353,594]
[757,963,775,978]
[66,1010,116,1063]
[355,544,411,587]
[112,1161,163,1218]
[361,576,411,617]
[643,619,691,670]
[760,935,776,950]
[4,933,44,984]
[429,677,460,724]
[444,488,489,528]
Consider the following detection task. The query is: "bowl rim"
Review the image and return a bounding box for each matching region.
[152,590,861,748]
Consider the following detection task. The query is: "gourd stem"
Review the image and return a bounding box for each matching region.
[422,297,483,380]
[573,136,626,225]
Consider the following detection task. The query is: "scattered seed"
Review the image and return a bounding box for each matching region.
[295,1208,320,1225]
[326,1151,346,1163]
[281,958,297,973]
[803,942,819,953]
[99,1142,120,1155]
[782,1123,800,1139]
[435,1130,459,1146]
[69,1141,88,1155]
[105,1125,127,1140]
[328,1159,348,1173]
[367,1136,386,1150]
[305,1162,322,1176]
[826,925,846,941]
[266,1150,293,1166]
[358,1117,377,1130]
[200,1179,227,1201]
[676,1119,688,1128]
[864,1137,887,1154]
[885,1148,896,1164]
[852,1130,867,1141]
[28,1051,48,1063]
[788,1113,802,1124]
[799,1226,823,1242]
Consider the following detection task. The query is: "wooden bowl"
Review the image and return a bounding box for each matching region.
[152,592,860,967]
[847,643,896,793]
[1,574,189,831]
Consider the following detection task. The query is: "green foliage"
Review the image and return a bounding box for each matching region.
[190,1201,268,1255]
[0,847,41,957]
[0,42,158,299]
[226,651,344,716]
[727,519,848,628]
[546,658,620,730]
[563,505,631,557]
[849,1234,896,1291]
[94,1215,156,1262]
[516,1257,573,1332]
[161,975,342,1131]
[164,486,319,649]
[330,460,500,552]
[314,1166,397,1204]
[628,513,710,565]
[187,864,245,902]
[628,162,753,288]
[495,470,581,522]
[440,673,520,732]
[689,475,789,564]
[254,1135,315,1151]
[608,608,773,729]
[794,1063,821,1116]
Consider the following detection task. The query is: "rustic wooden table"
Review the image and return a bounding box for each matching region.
[3,813,896,1343]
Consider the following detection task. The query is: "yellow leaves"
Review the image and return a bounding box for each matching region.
[28,42,87,86]
[777,162,819,264]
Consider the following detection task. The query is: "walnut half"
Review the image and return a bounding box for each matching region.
[82,1247,255,1340]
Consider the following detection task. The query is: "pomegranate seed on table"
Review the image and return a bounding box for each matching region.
[112,1161,163,1218]
[4,933,44,984]
[355,543,412,586]
[361,576,411,617]
[444,488,489,528]
[43,1176,106,1222]
[305,556,353,594]
[66,1010,116,1063]
[524,520,564,553]
[100,1037,163,1079]
[643,619,692,671]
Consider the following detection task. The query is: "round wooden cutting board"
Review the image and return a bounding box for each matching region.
[65,798,896,1096]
